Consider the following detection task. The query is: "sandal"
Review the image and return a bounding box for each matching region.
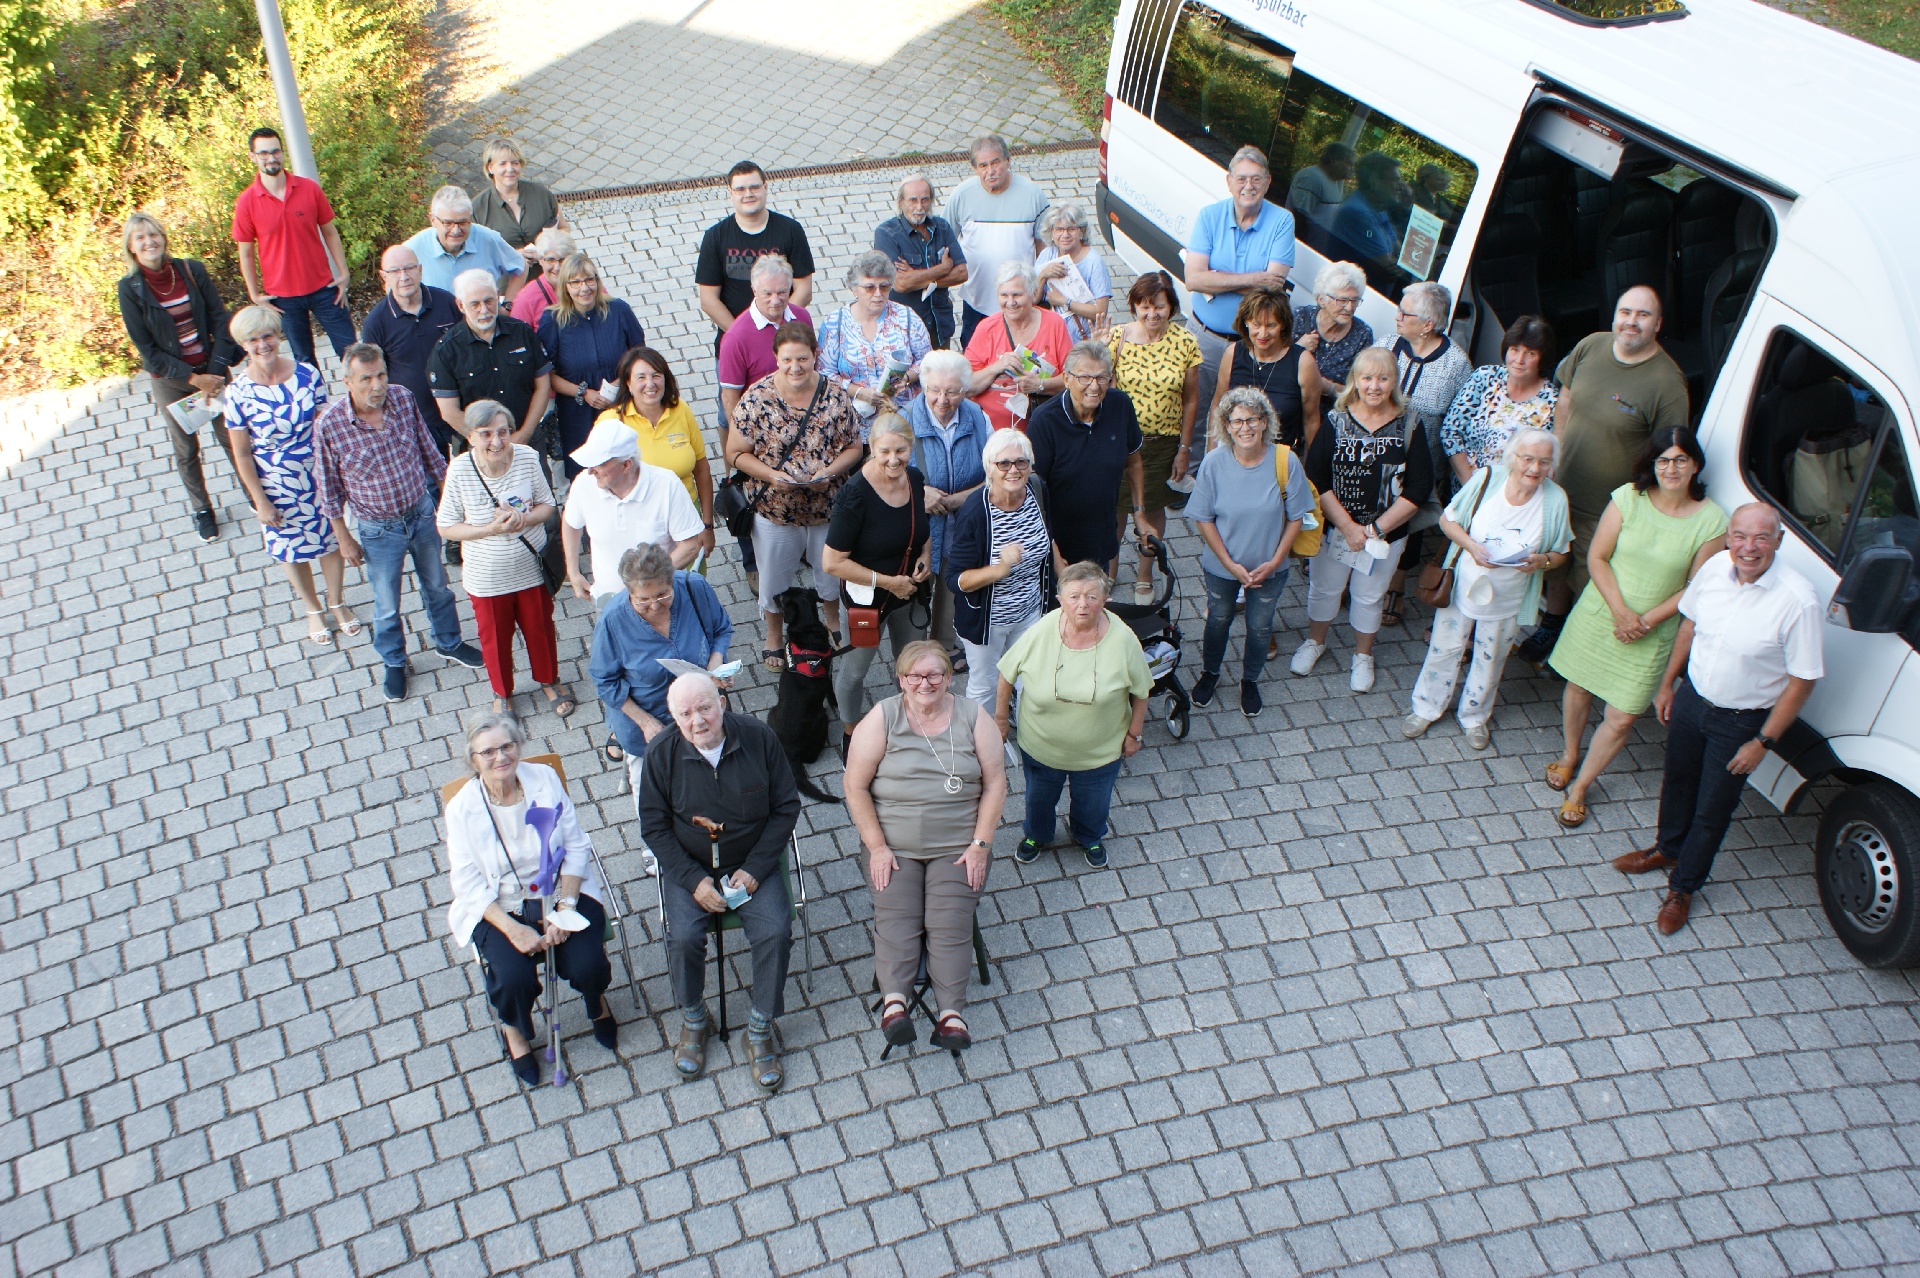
[746,1031,783,1092]
[762,648,788,673]
[1556,799,1588,829]
[674,1018,709,1080]
[947,646,968,674]
[1544,760,1577,792]
[542,683,576,719]
[305,610,333,648]
[880,998,914,1046]
[330,603,362,636]
[604,735,625,763]
[1379,590,1404,627]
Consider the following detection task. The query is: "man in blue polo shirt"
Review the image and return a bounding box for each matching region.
[404,186,527,298]
[359,244,462,451]
[1028,340,1144,573]
[1182,146,1297,423]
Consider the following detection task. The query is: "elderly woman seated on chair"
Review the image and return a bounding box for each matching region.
[636,673,801,1092]
[843,641,1005,1053]
[446,710,617,1086]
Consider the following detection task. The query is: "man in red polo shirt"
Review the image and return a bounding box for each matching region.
[232,127,356,370]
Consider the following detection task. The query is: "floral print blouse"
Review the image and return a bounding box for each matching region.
[730,374,862,526]
[816,302,932,410]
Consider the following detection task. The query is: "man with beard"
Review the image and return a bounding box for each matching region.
[1518,285,1690,662]
[231,127,355,368]
[874,173,968,349]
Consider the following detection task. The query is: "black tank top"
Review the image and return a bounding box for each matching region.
[1227,342,1306,450]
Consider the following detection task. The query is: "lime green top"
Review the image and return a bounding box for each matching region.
[998,609,1153,771]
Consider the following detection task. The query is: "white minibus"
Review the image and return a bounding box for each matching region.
[1095,0,1920,966]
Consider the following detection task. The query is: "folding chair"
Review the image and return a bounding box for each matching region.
[658,833,812,1039]
[870,918,993,1061]
[438,753,644,1022]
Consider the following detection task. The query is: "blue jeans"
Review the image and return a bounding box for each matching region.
[271,284,356,369]
[357,489,465,667]
[1021,751,1124,847]
[1656,679,1771,895]
[1200,567,1289,683]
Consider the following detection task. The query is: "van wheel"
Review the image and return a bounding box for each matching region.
[1816,782,1920,968]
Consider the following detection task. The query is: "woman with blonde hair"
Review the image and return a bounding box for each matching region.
[536,251,646,473]
[221,305,350,646]
[1292,345,1433,692]
[472,136,570,281]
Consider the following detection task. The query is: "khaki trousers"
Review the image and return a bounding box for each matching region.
[870,852,986,1015]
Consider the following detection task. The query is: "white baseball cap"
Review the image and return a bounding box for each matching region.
[569,419,638,468]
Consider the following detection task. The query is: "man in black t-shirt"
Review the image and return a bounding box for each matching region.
[694,160,816,585]
[695,161,816,348]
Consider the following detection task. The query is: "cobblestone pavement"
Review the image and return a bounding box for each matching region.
[6,147,1920,1278]
[427,0,1086,191]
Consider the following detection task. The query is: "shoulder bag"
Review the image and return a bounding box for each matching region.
[714,378,824,539]
[1414,467,1490,611]
[466,452,566,595]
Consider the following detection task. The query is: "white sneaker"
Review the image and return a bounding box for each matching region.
[1350,653,1376,693]
[1401,713,1433,739]
[1289,640,1326,677]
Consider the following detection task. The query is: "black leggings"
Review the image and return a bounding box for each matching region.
[472,896,612,1039]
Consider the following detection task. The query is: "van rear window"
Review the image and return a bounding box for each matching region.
[1524,0,1688,26]
[1146,1,1478,301]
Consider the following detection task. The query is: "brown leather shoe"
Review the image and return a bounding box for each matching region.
[1656,890,1692,935]
[1613,846,1678,875]
[673,1018,709,1080]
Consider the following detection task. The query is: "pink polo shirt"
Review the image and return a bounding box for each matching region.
[717,303,813,390]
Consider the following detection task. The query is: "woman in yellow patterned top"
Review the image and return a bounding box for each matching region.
[598,347,716,564]
[1110,271,1202,602]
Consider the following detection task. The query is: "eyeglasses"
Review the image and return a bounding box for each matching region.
[1319,294,1360,309]
[1227,416,1267,429]
[381,263,421,276]
[435,217,472,229]
[253,147,283,158]
[901,671,948,685]
[570,276,601,287]
[472,743,519,761]
[633,592,674,609]
[854,281,890,293]
[1653,456,1694,470]
[1397,309,1426,322]
[1065,372,1111,386]
[992,458,1032,471]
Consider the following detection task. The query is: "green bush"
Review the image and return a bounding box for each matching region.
[0,0,432,390]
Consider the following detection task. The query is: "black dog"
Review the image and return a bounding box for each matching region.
[766,587,842,804]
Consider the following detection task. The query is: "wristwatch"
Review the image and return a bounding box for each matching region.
[1757,734,1777,751]
[971,839,992,852]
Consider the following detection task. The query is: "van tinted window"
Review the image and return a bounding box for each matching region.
[1146,2,1478,302]
[1152,5,1295,168]
[1742,330,1916,569]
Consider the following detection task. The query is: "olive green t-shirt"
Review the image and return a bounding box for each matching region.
[1554,332,1690,527]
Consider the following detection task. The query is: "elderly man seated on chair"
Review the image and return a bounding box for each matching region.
[445,710,617,1088]
[637,673,800,1091]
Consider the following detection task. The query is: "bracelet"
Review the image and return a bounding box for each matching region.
[702,522,714,530]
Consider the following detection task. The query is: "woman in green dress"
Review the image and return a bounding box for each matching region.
[1545,426,1728,828]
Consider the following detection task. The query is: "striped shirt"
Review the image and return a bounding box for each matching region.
[435,446,555,597]
[988,490,1049,629]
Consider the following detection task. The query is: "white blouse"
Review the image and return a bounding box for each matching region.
[444,762,603,945]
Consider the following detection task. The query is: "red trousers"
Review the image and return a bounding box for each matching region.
[468,586,559,697]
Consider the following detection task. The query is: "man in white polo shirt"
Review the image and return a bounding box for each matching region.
[562,420,704,602]
[1613,503,1824,935]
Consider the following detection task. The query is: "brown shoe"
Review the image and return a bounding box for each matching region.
[1613,846,1678,875]
[1656,890,1692,935]
[674,1018,709,1080]
[745,1031,783,1093]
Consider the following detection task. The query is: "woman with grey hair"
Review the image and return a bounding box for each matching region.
[437,399,568,717]
[221,304,347,647]
[817,249,933,418]
[1404,427,1570,749]
[510,226,579,326]
[590,542,735,766]
[1382,279,1473,626]
[444,709,616,1087]
[963,261,1071,432]
[1292,260,1375,387]
[117,211,240,543]
[1035,202,1113,342]
[908,349,994,661]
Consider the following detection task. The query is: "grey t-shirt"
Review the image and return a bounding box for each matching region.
[1183,441,1317,579]
[943,174,1050,316]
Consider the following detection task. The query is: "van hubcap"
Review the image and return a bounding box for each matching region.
[1827,820,1900,933]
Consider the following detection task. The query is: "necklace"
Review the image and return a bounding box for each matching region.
[1244,344,1288,396]
[908,696,964,794]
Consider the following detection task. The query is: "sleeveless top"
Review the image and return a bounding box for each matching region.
[1228,343,1306,450]
[868,694,984,860]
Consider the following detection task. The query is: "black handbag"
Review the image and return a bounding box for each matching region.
[466,453,567,595]
[716,380,824,539]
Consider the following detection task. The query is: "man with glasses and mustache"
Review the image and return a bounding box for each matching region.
[1027,340,1145,574]
[874,173,968,349]
[359,245,462,451]
[404,186,527,300]
[231,126,356,369]
[1182,145,1297,417]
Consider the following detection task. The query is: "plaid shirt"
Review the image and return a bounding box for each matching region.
[313,384,448,520]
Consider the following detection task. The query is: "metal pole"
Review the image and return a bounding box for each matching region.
[253,0,318,179]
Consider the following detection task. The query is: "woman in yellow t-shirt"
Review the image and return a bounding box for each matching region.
[1110,271,1202,602]
[597,348,716,562]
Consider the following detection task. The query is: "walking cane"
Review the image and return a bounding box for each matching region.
[525,802,579,1087]
[689,816,730,1038]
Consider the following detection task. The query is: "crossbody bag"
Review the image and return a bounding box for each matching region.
[714,379,825,539]
[466,453,566,595]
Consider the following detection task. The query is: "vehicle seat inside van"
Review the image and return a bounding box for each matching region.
[1750,344,1862,549]
[1470,213,1543,332]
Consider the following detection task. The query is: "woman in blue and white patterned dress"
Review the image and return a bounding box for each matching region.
[223,305,349,648]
